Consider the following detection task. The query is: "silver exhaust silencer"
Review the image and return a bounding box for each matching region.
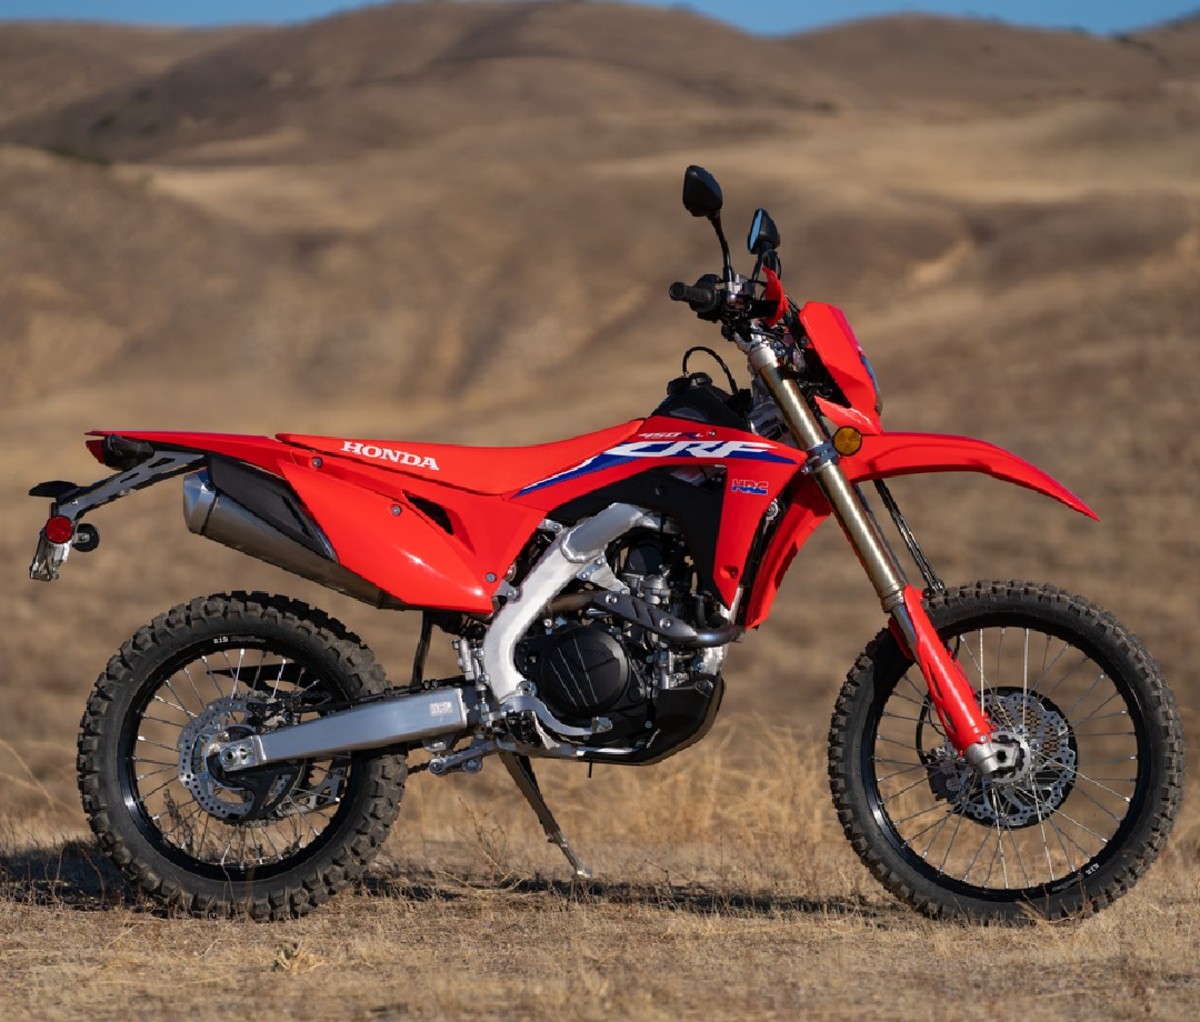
[182,469,403,608]
[216,687,477,772]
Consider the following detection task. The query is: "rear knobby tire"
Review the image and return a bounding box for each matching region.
[78,592,407,920]
[828,581,1183,922]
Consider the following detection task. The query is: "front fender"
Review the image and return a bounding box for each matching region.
[841,431,1097,520]
[741,431,1096,630]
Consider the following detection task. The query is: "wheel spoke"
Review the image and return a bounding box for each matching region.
[899,809,954,851]
[881,709,926,724]
[875,764,927,783]
[1072,690,1122,725]
[880,773,936,805]
[961,820,992,883]
[1038,647,1090,701]
[270,657,290,700]
[131,755,177,767]
[918,809,954,859]
[1069,781,1128,824]
[161,677,197,719]
[891,803,947,828]
[180,662,207,705]
[1061,668,1108,718]
[199,654,226,698]
[257,824,285,863]
[1034,791,1058,883]
[936,808,967,872]
[137,776,178,801]
[223,648,246,700]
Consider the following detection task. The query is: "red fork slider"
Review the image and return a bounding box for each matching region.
[44,515,75,544]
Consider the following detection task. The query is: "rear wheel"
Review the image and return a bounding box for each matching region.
[78,592,406,919]
[828,581,1183,921]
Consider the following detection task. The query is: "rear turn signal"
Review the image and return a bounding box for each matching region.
[43,515,75,544]
[832,427,863,456]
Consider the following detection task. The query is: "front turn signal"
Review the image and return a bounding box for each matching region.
[833,427,863,456]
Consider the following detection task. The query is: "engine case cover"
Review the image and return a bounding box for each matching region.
[536,624,631,717]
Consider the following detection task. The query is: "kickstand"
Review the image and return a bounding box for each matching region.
[500,752,593,881]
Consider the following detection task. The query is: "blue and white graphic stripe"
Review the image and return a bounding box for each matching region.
[516,439,793,496]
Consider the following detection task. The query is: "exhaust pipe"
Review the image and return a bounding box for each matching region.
[215,686,478,772]
[182,469,403,609]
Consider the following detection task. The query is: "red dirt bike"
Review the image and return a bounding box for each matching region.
[30,166,1182,921]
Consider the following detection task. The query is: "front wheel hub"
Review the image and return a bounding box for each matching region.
[927,688,1078,829]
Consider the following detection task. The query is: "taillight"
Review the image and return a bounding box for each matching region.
[44,515,75,544]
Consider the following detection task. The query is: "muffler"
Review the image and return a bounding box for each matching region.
[215,686,478,772]
[182,468,404,608]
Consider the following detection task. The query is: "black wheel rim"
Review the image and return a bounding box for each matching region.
[117,634,365,883]
[863,609,1151,903]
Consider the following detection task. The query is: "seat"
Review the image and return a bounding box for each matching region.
[278,419,644,496]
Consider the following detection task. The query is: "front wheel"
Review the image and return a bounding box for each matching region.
[829,581,1184,921]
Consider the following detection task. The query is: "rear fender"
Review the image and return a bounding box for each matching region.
[85,429,305,474]
[28,445,203,581]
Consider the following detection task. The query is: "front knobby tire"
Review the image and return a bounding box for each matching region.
[829,581,1184,922]
[78,592,407,920]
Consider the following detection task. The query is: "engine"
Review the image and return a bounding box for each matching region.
[514,529,727,762]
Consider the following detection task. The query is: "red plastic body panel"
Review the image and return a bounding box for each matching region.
[842,431,1097,519]
[814,396,883,435]
[88,420,811,613]
[741,480,830,629]
[277,462,496,613]
[505,416,808,607]
[84,427,611,611]
[799,302,882,432]
[741,430,1097,628]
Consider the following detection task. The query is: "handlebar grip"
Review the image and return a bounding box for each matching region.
[668,281,718,308]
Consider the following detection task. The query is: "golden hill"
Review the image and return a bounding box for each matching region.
[0,0,1196,839]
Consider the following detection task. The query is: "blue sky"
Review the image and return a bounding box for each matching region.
[0,1,1195,35]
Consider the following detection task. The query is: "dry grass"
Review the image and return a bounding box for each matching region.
[2,725,1199,1021]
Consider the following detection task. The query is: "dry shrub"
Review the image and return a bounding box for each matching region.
[388,720,856,898]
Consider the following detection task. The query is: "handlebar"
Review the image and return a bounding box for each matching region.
[668,279,721,321]
[668,280,716,306]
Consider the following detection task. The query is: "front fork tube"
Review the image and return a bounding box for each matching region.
[750,352,1005,776]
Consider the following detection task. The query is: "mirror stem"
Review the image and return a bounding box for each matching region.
[711,214,734,287]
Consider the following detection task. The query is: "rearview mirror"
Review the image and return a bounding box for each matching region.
[682,165,723,219]
[747,208,781,255]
